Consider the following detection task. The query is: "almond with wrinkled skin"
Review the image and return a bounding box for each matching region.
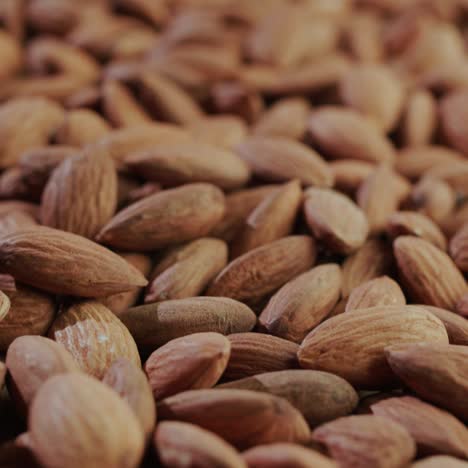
[231,180,302,258]
[386,343,468,420]
[40,146,117,239]
[125,142,250,191]
[298,306,448,389]
[207,236,316,304]
[313,415,416,468]
[144,332,230,400]
[120,297,256,351]
[307,107,395,164]
[387,211,447,250]
[224,333,298,380]
[243,443,337,468]
[219,370,358,427]
[450,222,468,272]
[102,358,156,439]
[155,421,246,468]
[49,300,141,378]
[304,188,369,254]
[0,290,10,321]
[0,283,55,352]
[259,264,341,343]
[412,456,468,468]
[235,136,333,188]
[440,89,468,155]
[29,374,145,468]
[0,226,148,297]
[394,236,467,310]
[97,183,225,251]
[345,276,406,312]
[158,389,310,450]
[425,305,468,344]
[372,396,468,458]
[5,336,79,415]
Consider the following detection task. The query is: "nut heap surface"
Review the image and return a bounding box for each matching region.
[0,0,467,467]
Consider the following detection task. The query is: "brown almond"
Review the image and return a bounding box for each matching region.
[259,264,341,343]
[441,202,468,238]
[372,396,468,458]
[304,188,369,254]
[298,306,448,389]
[120,297,256,351]
[386,343,468,421]
[235,136,333,187]
[425,161,468,196]
[394,236,467,310]
[0,201,39,220]
[207,236,316,304]
[345,276,406,312]
[0,226,148,297]
[440,89,468,155]
[412,456,468,468]
[425,305,468,345]
[145,238,227,303]
[144,332,230,400]
[0,289,10,320]
[313,415,416,468]
[97,183,225,251]
[329,160,374,196]
[450,222,468,272]
[158,389,310,450]
[457,293,468,317]
[49,300,141,378]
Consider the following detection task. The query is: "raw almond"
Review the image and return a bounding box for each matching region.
[440,89,468,155]
[449,222,468,272]
[457,293,468,317]
[424,305,468,344]
[411,456,468,467]
[329,160,374,196]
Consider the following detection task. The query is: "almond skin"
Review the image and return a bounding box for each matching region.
[155,421,246,468]
[304,188,369,254]
[385,343,468,421]
[29,374,145,468]
[0,226,148,297]
[0,290,10,321]
[259,264,341,343]
[158,389,310,450]
[96,183,225,251]
[394,236,467,310]
[329,160,374,196]
[425,305,468,345]
[40,146,117,239]
[449,222,468,272]
[313,415,416,468]
[411,456,468,468]
[49,301,141,378]
[145,238,227,304]
[224,333,298,380]
[235,136,333,187]
[456,294,468,317]
[218,370,358,427]
[298,306,448,389]
[345,276,406,312]
[207,236,316,304]
[144,332,231,400]
[440,89,468,155]
[371,396,468,458]
[120,297,256,351]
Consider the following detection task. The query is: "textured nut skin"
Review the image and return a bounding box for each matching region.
[424,306,468,345]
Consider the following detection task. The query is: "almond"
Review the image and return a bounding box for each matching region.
[144,332,230,400]
[394,236,467,310]
[425,161,468,196]
[313,415,416,468]
[441,202,468,238]
[456,293,468,317]
[49,300,141,378]
[298,306,448,389]
[120,297,256,351]
[440,89,468,155]
[97,183,225,251]
[0,226,148,297]
[329,160,374,196]
[158,389,310,449]
[449,222,468,272]
[0,290,10,321]
[304,188,369,254]
[411,456,468,468]
[259,264,341,343]
[424,305,468,344]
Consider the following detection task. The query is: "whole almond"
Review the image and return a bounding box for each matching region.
[298,306,448,389]
[329,160,374,196]
[120,297,256,351]
[372,396,468,458]
[449,222,468,272]
[440,89,468,155]
[0,226,148,297]
[155,421,246,468]
[259,264,341,343]
[304,188,369,254]
[158,389,310,449]
[235,136,333,187]
[49,300,141,378]
[345,276,406,312]
[145,238,227,303]
[144,332,231,399]
[219,370,358,427]
[207,236,316,304]
[97,183,225,251]
[385,343,468,421]
[424,305,468,345]
[313,415,416,468]
[394,236,467,310]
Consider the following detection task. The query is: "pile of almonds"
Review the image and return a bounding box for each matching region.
[0,0,468,467]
